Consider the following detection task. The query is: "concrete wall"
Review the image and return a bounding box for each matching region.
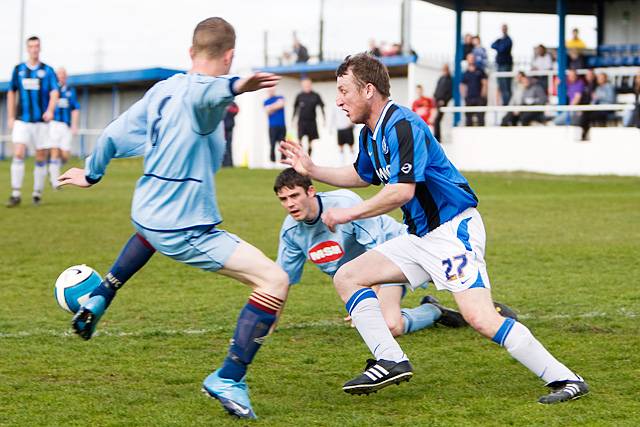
[445,126,640,176]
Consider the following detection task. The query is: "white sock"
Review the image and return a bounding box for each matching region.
[33,161,47,195]
[10,158,25,197]
[346,288,407,362]
[495,319,580,384]
[48,159,61,188]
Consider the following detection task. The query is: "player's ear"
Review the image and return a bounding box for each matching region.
[307,185,317,197]
[365,83,375,100]
[223,48,235,66]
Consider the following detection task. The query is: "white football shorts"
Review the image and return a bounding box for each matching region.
[49,120,73,151]
[373,208,491,293]
[12,120,52,150]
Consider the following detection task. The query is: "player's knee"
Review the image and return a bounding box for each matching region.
[463,311,500,338]
[255,265,289,297]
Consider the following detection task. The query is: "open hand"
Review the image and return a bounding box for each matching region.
[58,167,92,187]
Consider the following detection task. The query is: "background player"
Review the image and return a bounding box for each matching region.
[292,78,325,156]
[264,87,286,166]
[49,67,80,186]
[6,36,59,207]
[58,17,287,420]
[280,53,588,403]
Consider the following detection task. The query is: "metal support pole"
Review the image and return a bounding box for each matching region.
[596,0,605,50]
[453,0,464,126]
[18,0,26,63]
[319,0,325,61]
[557,0,567,109]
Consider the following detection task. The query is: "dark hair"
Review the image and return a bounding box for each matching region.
[192,17,236,59]
[336,53,390,98]
[274,168,313,193]
[26,36,40,43]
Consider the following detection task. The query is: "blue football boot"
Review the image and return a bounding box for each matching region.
[202,369,257,419]
[71,295,107,340]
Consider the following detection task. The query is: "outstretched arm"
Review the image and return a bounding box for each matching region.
[279,139,368,188]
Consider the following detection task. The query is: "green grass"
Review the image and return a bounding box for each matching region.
[1,159,639,426]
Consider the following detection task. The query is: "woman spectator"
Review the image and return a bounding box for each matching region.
[501,72,527,126]
[531,44,553,90]
[580,72,616,140]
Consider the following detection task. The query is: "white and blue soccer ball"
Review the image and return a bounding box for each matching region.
[54,265,102,313]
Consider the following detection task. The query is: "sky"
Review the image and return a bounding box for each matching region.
[0,0,597,79]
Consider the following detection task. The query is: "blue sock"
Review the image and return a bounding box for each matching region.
[89,233,155,307]
[401,303,442,334]
[219,291,283,381]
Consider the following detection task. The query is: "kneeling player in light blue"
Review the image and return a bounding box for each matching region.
[275,168,466,335]
[58,18,288,420]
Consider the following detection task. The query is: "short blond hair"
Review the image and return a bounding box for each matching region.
[192,17,235,59]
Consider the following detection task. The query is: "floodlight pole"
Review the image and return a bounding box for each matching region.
[18,0,26,62]
[401,0,412,55]
[318,0,325,62]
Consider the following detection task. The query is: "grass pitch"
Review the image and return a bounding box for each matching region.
[1,158,639,426]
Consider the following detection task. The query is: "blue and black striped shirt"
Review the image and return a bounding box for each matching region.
[54,85,80,126]
[354,101,478,237]
[9,62,59,123]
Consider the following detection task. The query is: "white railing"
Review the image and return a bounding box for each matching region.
[441,103,635,114]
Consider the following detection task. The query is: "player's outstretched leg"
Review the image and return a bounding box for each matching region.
[72,233,156,340]
[333,251,413,395]
[202,242,289,419]
[453,287,589,404]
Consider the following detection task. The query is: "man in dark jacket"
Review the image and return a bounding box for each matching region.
[491,24,513,105]
[433,64,452,141]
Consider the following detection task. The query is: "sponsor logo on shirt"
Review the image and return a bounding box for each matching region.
[22,78,40,91]
[36,69,46,78]
[308,240,344,263]
[57,98,70,108]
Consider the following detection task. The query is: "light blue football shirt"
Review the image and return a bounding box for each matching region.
[277,189,407,285]
[85,73,239,231]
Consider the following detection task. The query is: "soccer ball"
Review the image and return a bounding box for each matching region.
[54,265,102,313]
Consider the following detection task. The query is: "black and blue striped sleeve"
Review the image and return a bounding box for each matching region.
[388,119,426,184]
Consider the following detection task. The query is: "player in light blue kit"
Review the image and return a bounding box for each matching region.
[275,167,468,335]
[280,53,588,403]
[58,18,288,420]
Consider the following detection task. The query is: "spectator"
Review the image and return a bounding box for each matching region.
[568,48,585,70]
[222,102,239,167]
[411,84,435,127]
[580,72,616,140]
[384,43,402,57]
[623,71,640,128]
[471,36,488,71]
[293,78,325,155]
[432,63,453,141]
[581,69,597,105]
[566,28,586,50]
[531,44,553,90]
[461,53,488,126]
[368,39,381,57]
[293,37,309,63]
[491,24,514,105]
[520,74,548,125]
[501,71,527,126]
[330,105,355,165]
[463,33,474,58]
[554,69,584,125]
[263,87,286,165]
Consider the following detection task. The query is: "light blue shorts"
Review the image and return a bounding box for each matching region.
[135,224,241,272]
